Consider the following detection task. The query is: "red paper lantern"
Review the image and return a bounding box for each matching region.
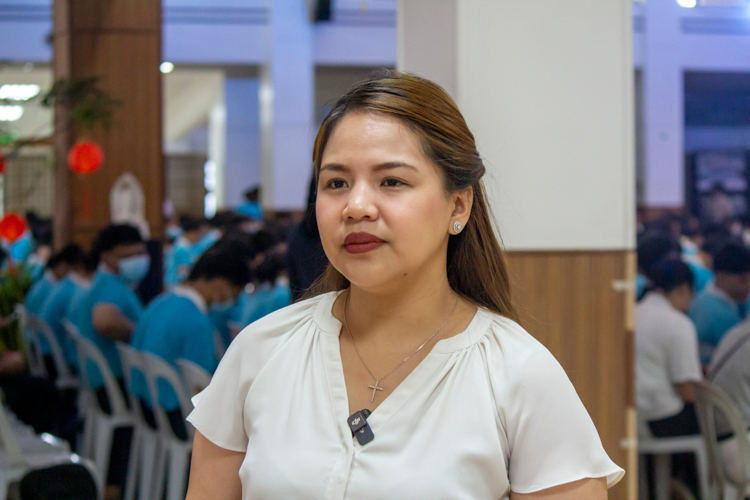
[68,141,104,174]
[0,152,5,175]
[0,214,26,243]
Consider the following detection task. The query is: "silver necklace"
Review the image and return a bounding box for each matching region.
[343,291,460,403]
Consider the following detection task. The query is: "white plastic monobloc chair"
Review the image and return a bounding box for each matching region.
[65,325,134,489]
[693,380,750,500]
[175,358,211,398]
[12,305,44,378]
[638,413,710,500]
[0,392,102,500]
[26,314,79,390]
[142,352,195,500]
[116,343,162,500]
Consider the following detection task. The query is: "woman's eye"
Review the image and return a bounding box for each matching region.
[383,178,404,187]
[327,179,347,189]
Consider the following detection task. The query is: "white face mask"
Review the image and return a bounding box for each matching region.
[119,254,151,288]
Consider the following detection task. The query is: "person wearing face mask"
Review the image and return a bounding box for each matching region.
[76,225,149,398]
[129,242,251,439]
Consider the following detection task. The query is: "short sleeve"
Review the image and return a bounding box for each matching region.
[501,348,624,493]
[187,336,250,452]
[668,320,702,384]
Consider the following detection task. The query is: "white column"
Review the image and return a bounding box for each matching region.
[398,0,635,251]
[260,0,315,211]
[224,78,261,209]
[643,0,684,208]
[208,102,226,215]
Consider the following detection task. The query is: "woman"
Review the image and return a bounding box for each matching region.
[186,71,624,499]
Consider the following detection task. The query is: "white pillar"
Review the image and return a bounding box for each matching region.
[208,102,226,216]
[224,78,261,209]
[398,0,635,251]
[643,0,684,208]
[260,0,314,211]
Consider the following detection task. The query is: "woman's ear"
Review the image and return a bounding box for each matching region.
[451,187,474,227]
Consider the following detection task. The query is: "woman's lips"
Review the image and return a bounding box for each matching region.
[344,232,385,254]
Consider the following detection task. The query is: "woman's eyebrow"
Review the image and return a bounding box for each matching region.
[319,162,418,173]
[374,161,418,172]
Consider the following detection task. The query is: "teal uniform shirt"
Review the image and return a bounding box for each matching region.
[39,275,86,364]
[130,287,217,410]
[685,260,714,294]
[208,299,243,350]
[78,268,143,387]
[25,271,56,315]
[164,231,221,288]
[238,282,291,328]
[688,285,744,365]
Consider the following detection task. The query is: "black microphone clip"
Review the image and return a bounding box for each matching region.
[347,409,374,445]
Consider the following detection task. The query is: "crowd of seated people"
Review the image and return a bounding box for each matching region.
[637,213,750,495]
[0,201,327,496]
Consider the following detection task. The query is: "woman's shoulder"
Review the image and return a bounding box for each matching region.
[228,291,337,356]
[475,310,554,370]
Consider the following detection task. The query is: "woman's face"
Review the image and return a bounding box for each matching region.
[316,111,471,293]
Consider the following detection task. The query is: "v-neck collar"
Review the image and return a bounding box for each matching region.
[313,290,492,445]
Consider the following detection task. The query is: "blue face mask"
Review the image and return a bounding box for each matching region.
[119,255,151,288]
[210,298,235,314]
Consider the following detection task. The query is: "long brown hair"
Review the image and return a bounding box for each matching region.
[308,70,517,321]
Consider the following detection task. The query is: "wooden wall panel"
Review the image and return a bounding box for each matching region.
[53,0,163,248]
[505,250,635,500]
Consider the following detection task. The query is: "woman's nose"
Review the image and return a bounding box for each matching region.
[343,184,378,221]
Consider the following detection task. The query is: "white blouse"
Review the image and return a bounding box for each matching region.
[188,291,624,499]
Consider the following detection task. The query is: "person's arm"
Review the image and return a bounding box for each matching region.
[675,381,695,403]
[92,303,135,342]
[512,477,607,499]
[185,431,244,500]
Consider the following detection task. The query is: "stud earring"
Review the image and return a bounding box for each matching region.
[453,221,463,234]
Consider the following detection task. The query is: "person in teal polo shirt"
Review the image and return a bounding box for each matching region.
[130,241,251,438]
[689,242,750,365]
[76,225,150,402]
[25,244,85,315]
[40,253,95,372]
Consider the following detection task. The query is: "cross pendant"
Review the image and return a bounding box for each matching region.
[368,380,384,403]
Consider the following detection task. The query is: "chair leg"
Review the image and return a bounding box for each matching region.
[166,443,191,500]
[122,426,140,500]
[152,437,168,500]
[138,433,160,500]
[92,417,115,488]
[695,446,711,500]
[654,453,672,500]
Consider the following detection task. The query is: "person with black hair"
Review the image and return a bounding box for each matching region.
[637,259,703,498]
[25,244,85,315]
[76,224,149,391]
[637,259,702,436]
[235,250,291,332]
[636,232,680,300]
[129,242,252,438]
[237,185,264,220]
[37,246,92,375]
[689,241,750,365]
[164,216,219,288]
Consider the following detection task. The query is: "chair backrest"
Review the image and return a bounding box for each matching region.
[0,392,26,468]
[66,326,129,417]
[14,304,44,377]
[27,314,74,382]
[115,343,153,430]
[693,380,750,488]
[141,352,194,441]
[175,358,211,398]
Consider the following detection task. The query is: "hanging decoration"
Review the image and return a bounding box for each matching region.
[67,140,104,174]
[0,150,5,175]
[0,214,27,243]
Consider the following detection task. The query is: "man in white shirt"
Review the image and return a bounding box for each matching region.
[709,321,750,483]
[637,259,703,436]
